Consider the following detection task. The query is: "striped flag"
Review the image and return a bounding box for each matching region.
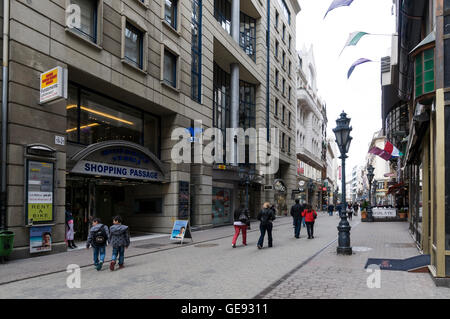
[369,142,403,161]
[347,58,373,79]
[384,141,403,158]
[340,31,369,56]
[324,0,354,19]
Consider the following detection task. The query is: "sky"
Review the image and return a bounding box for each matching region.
[295,0,396,173]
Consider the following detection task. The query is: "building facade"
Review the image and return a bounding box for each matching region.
[295,45,327,210]
[381,0,450,283]
[0,0,301,259]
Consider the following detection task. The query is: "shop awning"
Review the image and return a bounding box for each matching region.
[387,182,406,195]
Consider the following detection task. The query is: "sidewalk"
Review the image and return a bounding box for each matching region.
[0,217,292,286]
[261,219,450,299]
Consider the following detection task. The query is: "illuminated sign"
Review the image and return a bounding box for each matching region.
[40,67,68,104]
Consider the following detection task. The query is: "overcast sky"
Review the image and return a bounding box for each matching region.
[295,0,396,173]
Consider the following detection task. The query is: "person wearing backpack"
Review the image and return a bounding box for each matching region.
[109,216,130,271]
[257,202,276,249]
[302,205,318,239]
[86,218,110,271]
[232,205,249,248]
[290,199,304,239]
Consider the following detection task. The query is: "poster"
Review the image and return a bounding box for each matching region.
[27,161,54,223]
[171,220,188,241]
[30,226,52,253]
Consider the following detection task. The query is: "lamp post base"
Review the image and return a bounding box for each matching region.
[337,247,353,255]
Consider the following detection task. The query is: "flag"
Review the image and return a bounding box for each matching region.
[340,31,369,56]
[347,58,372,79]
[324,0,354,19]
[369,147,391,161]
[384,141,403,158]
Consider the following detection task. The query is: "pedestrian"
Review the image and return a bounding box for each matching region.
[353,202,359,217]
[348,202,353,221]
[65,203,77,249]
[232,206,249,248]
[290,199,304,239]
[109,216,131,271]
[257,202,276,249]
[302,205,318,239]
[328,203,334,217]
[86,218,109,271]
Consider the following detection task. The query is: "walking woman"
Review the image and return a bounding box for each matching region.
[232,206,250,248]
[302,204,318,239]
[257,202,276,249]
[65,203,77,249]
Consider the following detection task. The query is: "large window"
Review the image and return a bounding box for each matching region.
[214,0,231,34]
[415,47,435,98]
[385,104,408,147]
[165,0,178,29]
[164,49,177,88]
[124,22,144,69]
[67,84,160,156]
[213,63,231,137]
[191,0,202,103]
[69,0,98,43]
[239,81,256,130]
[278,0,291,25]
[240,12,256,61]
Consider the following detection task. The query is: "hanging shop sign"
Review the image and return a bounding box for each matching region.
[274,179,287,193]
[30,226,53,254]
[26,161,54,223]
[40,67,68,104]
[71,160,163,182]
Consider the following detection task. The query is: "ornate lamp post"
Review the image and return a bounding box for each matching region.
[333,111,353,255]
[366,164,375,222]
[239,167,256,210]
[373,179,378,207]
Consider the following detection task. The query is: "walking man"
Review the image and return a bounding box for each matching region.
[290,199,303,239]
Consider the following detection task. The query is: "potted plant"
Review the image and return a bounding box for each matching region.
[361,201,368,220]
[399,208,407,219]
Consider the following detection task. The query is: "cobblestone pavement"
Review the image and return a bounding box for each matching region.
[0,213,350,299]
[262,221,450,299]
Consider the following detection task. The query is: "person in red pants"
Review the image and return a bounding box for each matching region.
[232,206,250,248]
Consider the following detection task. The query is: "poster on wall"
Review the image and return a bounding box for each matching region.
[30,226,52,254]
[26,161,54,223]
[170,220,192,244]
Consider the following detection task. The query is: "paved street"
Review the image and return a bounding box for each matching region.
[1,214,449,299]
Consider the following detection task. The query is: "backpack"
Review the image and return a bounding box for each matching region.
[239,211,249,223]
[94,225,107,246]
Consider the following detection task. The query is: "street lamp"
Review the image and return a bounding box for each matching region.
[373,179,378,207]
[333,111,353,256]
[239,166,256,210]
[366,164,375,222]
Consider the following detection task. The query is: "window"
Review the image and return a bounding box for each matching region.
[282,24,286,42]
[191,0,202,102]
[278,0,291,24]
[288,111,291,127]
[124,22,144,69]
[288,137,291,153]
[275,11,279,29]
[289,61,292,76]
[214,0,231,34]
[282,132,286,150]
[66,84,160,156]
[282,51,286,68]
[289,86,291,102]
[275,40,279,59]
[165,0,178,29]
[282,78,286,95]
[213,63,231,150]
[414,47,435,98]
[239,81,256,130]
[282,105,286,123]
[275,69,279,88]
[164,49,177,88]
[240,12,256,61]
[69,0,98,43]
[289,35,292,51]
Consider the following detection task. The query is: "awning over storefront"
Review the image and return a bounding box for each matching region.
[387,182,406,195]
[68,140,169,183]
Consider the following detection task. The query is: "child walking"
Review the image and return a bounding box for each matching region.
[86,218,109,271]
[109,216,130,271]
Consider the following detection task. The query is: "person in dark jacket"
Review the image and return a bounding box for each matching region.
[328,204,335,217]
[290,199,304,239]
[257,202,276,249]
[109,216,130,271]
[232,205,250,248]
[86,218,110,271]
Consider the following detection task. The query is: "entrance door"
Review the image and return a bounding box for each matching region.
[212,188,232,226]
[66,179,90,241]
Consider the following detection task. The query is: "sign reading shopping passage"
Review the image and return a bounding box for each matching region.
[170,220,192,244]
[26,161,54,223]
[40,67,68,104]
[30,226,52,254]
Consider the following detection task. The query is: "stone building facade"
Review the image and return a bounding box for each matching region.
[0,0,300,259]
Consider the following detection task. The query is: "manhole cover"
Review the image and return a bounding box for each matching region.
[135,243,163,249]
[385,243,416,248]
[352,246,373,252]
[195,243,219,248]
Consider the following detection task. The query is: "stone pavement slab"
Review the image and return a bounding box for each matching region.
[262,221,450,299]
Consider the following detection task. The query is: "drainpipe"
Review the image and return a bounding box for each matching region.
[1,0,10,231]
[266,0,271,141]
